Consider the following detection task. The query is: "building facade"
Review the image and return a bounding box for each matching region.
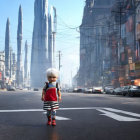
[78,0,140,88]
[78,0,115,87]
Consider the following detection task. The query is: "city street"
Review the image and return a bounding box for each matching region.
[0,91,140,140]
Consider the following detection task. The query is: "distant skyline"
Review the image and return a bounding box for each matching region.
[0,0,85,85]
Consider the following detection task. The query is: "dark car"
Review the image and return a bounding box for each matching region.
[7,85,16,91]
[122,86,131,96]
[77,88,84,93]
[34,88,39,91]
[128,85,140,97]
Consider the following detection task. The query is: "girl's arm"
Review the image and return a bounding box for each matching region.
[41,90,45,101]
[57,90,62,102]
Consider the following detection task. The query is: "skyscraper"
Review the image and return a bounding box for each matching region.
[5,18,10,77]
[48,7,53,68]
[31,0,57,88]
[48,6,57,68]
[31,0,49,88]
[16,5,23,87]
[24,40,28,79]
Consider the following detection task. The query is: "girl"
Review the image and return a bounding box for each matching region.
[41,68,61,126]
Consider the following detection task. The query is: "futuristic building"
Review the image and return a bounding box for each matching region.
[5,18,10,77]
[31,0,57,88]
[16,5,23,87]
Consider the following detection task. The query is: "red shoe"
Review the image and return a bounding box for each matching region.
[47,116,51,125]
[52,118,56,126]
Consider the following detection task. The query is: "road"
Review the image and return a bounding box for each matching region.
[0,91,140,140]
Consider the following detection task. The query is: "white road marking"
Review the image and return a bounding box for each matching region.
[0,109,43,113]
[0,107,103,113]
[59,107,103,110]
[0,107,140,122]
[56,116,71,120]
[104,108,140,118]
[43,112,71,120]
[97,109,140,122]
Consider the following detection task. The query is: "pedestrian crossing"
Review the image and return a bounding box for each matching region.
[0,107,140,122]
[96,108,140,122]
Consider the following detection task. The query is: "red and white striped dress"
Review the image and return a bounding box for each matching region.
[43,82,59,111]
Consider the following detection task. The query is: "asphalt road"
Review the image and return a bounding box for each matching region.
[0,90,140,140]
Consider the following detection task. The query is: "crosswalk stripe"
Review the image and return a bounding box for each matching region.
[42,112,71,120]
[104,108,140,118]
[97,109,140,122]
[59,107,103,110]
[0,107,140,122]
[0,107,103,113]
[0,109,43,112]
[56,116,71,120]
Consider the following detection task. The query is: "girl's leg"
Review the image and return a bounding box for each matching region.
[47,110,51,117]
[51,110,56,119]
[52,110,56,126]
[47,110,51,125]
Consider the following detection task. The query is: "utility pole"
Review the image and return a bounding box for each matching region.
[57,51,62,86]
[120,4,121,39]
[58,51,62,71]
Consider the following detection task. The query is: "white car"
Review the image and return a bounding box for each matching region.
[92,87,103,94]
[84,88,93,93]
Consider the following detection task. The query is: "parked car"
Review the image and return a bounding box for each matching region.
[128,85,140,97]
[104,86,114,94]
[73,88,78,92]
[92,87,103,94]
[77,88,84,93]
[7,85,16,91]
[84,88,93,93]
[122,86,131,96]
[67,89,73,93]
[34,88,39,91]
[113,87,124,95]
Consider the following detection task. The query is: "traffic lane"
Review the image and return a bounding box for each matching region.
[0,111,62,140]
[0,91,140,118]
[0,91,140,140]
[0,91,140,114]
[0,110,140,140]
[56,110,140,140]
[60,93,140,113]
[0,91,43,110]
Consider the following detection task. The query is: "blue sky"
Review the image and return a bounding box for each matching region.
[0,0,85,85]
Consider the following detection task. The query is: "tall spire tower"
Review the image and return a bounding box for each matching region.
[16,5,23,87]
[24,40,28,79]
[48,6,57,68]
[31,0,49,88]
[5,18,10,77]
[48,7,53,68]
